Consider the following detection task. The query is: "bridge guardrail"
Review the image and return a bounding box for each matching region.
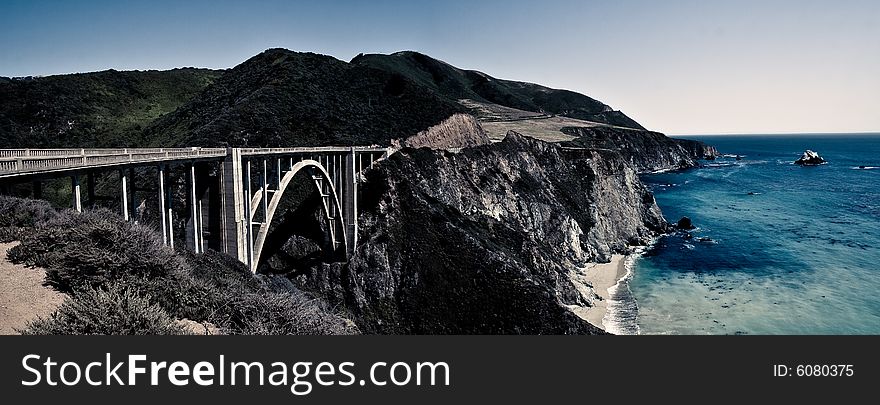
[0,148,227,176]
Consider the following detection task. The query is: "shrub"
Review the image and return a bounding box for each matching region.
[226,289,357,335]
[183,250,358,335]
[21,283,189,335]
[0,196,56,242]
[8,208,187,292]
[4,195,358,335]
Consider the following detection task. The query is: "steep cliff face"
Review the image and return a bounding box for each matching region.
[561,126,718,172]
[672,138,720,160]
[284,132,666,334]
[400,113,491,149]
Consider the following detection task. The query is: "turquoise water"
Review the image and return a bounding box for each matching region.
[625,134,880,335]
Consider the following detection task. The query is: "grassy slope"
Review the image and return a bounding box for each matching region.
[351,51,646,130]
[0,68,222,148]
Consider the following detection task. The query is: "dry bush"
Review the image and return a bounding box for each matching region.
[22,283,189,335]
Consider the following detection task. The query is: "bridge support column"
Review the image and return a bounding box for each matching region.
[220,149,248,265]
[187,163,202,253]
[128,168,137,222]
[71,174,82,212]
[261,159,269,221]
[165,165,174,249]
[120,169,130,221]
[245,160,255,270]
[343,147,358,256]
[158,165,166,244]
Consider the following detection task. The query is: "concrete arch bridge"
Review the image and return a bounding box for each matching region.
[0,146,391,272]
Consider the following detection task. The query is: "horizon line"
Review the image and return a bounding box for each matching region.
[669,131,880,137]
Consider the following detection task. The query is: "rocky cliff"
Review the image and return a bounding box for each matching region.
[673,138,721,161]
[400,113,491,150]
[560,126,719,172]
[274,132,667,334]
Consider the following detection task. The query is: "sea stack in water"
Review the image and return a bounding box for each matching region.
[795,150,826,166]
[677,216,695,230]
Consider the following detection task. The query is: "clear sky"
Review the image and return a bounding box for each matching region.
[2,0,878,135]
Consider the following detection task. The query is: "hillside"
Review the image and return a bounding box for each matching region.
[143,49,466,147]
[0,68,221,148]
[352,51,645,130]
[1,49,651,149]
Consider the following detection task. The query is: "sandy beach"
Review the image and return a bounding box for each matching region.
[569,254,629,331]
[0,242,65,334]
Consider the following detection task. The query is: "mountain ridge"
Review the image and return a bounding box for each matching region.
[352,50,645,130]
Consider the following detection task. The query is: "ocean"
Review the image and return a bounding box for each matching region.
[608,134,880,335]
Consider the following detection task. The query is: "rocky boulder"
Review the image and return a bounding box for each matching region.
[677,216,695,230]
[795,150,826,166]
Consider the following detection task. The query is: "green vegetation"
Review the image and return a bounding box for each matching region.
[1,196,357,335]
[0,68,222,148]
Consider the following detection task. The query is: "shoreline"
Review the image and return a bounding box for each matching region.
[570,254,629,332]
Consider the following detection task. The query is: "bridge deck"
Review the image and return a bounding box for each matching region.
[0,146,391,179]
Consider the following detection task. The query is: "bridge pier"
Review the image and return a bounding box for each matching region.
[128,168,137,222]
[220,148,247,264]
[244,160,255,269]
[158,165,167,244]
[120,169,130,221]
[167,172,175,249]
[343,147,358,255]
[71,174,82,212]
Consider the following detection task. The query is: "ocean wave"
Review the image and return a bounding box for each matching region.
[702,162,737,168]
[602,245,650,335]
[852,166,879,170]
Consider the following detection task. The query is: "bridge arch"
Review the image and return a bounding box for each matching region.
[248,159,347,271]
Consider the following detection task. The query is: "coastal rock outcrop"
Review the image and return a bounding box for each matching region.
[560,126,719,173]
[278,131,667,334]
[673,139,720,161]
[676,216,695,230]
[795,150,826,166]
